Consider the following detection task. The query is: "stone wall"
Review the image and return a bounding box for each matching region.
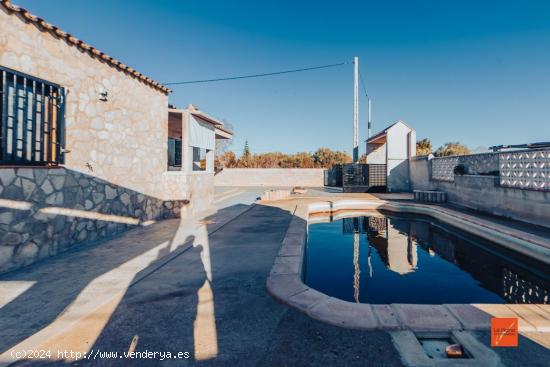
[0,7,169,199]
[0,167,186,274]
[410,157,550,228]
[0,7,203,273]
[214,168,325,187]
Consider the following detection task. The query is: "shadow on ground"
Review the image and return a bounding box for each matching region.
[3,200,549,367]
[0,202,403,367]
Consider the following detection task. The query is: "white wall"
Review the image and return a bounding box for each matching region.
[366,143,386,164]
[386,123,416,192]
[189,115,215,150]
[215,168,325,187]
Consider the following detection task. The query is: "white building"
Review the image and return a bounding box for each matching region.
[168,104,232,173]
[164,104,233,214]
[365,121,416,192]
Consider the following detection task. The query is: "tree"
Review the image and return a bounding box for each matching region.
[215,151,238,170]
[434,142,470,157]
[243,140,251,158]
[238,140,252,167]
[222,147,353,168]
[312,148,352,168]
[214,120,234,171]
[291,152,315,168]
[416,138,432,156]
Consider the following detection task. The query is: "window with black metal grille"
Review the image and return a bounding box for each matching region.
[0,66,65,165]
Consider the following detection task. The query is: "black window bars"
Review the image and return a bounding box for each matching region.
[0,65,65,165]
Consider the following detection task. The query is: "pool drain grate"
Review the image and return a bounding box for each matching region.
[390,330,500,366]
[417,336,469,359]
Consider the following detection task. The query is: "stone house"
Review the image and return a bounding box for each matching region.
[365,120,416,192]
[0,1,231,273]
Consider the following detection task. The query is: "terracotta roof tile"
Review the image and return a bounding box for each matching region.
[0,0,171,95]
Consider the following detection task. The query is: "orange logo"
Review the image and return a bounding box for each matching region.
[491,318,518,347]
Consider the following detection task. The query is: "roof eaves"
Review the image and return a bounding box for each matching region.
[1,0,171,95]
[366,131,387,143]
[190,111,225,127]
[365,120,414,142]
[215,124,233,136]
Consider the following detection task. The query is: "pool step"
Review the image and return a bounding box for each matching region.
[260,189,291,201]
[414,190,447,203]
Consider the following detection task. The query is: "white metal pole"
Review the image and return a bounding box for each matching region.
[368,97,372,138]
[353,56,359,163]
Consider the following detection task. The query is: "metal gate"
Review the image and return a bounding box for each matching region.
[342,163,386,193]
[324,165,343,186]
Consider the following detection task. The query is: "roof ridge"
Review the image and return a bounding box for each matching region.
[366,120,413,142]
[0,0,171,95]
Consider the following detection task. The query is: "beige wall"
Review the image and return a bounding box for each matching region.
[215,168,325,187]
[162,172,214,214]
[0,8,168,198]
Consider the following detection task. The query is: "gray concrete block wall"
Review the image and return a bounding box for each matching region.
[409,157,435,191]
[409,157,550,228]
[0,167,187,274]
[214,168,325,187]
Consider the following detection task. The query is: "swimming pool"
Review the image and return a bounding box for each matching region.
[305,212,550,304]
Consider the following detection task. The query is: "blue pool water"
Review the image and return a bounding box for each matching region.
[305,212,550,304]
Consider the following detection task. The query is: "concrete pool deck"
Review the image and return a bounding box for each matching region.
[0,188,549,366]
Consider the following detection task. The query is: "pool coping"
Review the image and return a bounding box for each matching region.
[266,199,550,333]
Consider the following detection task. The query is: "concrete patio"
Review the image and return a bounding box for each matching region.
[0,188,549,366]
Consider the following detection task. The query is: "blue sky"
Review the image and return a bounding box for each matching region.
[16,0,550,155]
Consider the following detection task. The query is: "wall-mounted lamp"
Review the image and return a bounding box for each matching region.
[99,90,108,102]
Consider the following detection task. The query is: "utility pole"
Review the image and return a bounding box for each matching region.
[353,56,359,162]
[368,97,372,138]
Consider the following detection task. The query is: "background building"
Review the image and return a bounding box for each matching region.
[366,121,416,192]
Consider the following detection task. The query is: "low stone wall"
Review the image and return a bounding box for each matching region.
[162,172,214,215]
[410,157,550,228]
[214,168,325,187]
[0,167,187,274]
